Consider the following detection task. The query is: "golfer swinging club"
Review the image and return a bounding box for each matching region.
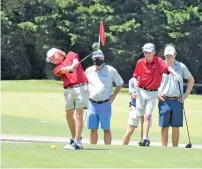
[46,48,89,150]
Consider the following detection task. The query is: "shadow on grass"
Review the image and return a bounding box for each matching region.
[82,148,110,151]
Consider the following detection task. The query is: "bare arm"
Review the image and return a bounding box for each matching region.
[182,76,195,101]
[59,59,79,74]
[71,58,80,69]
[108,84,123,103]
[113,85,123,97]
[133,77,138,89]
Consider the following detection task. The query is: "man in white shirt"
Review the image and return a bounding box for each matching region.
[85,50,124,144]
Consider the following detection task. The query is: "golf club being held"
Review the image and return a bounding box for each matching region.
[177,81,192,148]
[70,42,100,72]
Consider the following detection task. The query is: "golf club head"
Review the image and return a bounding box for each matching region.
[185,143,192,148]
[92,42,100,51]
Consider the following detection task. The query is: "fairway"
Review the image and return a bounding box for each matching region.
[2,142,202,168]
[2,80,202,143]
[1,80,202,168]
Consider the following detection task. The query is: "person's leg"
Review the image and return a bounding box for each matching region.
[142,98,155,141]
[140,91,158,146]
[170,100,183,147]
[161,127,169,146]
[74,108,84,142]
[172,127,179,147]
[64,88,76,144]
[68,85,89,149]
[159,99,171,146]
[90,129,98,144]
[86,101,99,144]
[104,129,112,145]
[64,89,79,149]
[143,113,151,140]
[136,89,147,144]
[140,117,144,140]
[122,125,135,145]
[98,102,112,145]
[123,106,140,145]
[66,109,76,139]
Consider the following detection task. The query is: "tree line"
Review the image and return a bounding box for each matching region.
[1,0,202,86]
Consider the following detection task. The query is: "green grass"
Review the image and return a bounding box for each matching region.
[1,80,129,93]
[2,80,202,144]
[1,80,202,168]
[2,142,202,168]
[1,80,64,93]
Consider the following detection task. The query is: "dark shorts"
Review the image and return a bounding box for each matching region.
[158,99,183,127]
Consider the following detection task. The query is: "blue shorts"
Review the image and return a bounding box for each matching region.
[158,99,183,127]
[86,101,112,130]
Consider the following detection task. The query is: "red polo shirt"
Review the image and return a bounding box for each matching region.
[53,52,88,88]
[133,56,168,90]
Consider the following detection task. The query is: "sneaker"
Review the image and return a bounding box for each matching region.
[69,137,82,145]
[139,139,150,146]
[64,142,83,150]
[70,138,74,145]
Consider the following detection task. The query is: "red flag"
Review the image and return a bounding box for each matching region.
[99,21,106,46]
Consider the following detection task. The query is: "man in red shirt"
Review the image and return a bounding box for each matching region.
[46,48,89,150]
[133,43,177,146]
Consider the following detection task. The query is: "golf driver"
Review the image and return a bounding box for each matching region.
[71,42,100,72]
[79,42,100,64]
[177,81,192,148]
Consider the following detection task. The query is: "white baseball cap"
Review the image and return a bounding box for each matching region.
[92,50,104,59]
[164,46,176,56]
[46,48,60,62]
[142,43,155,52]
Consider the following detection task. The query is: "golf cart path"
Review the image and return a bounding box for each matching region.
[1,134,202,149]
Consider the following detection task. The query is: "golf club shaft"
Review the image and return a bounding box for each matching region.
[79,52,93,64]
[177,81,191,144]
[183,106,191,143]
[73,52,93,70]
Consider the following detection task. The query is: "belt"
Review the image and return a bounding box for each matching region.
[164,96,180,100]
[64,83,86,89]
[89,98,109,104]
[139,87,158,91]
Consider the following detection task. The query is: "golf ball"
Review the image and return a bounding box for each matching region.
[49,96,53,99]
[51,145,56,150]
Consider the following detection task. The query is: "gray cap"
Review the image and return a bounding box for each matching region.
[142,43,155,52]
[92,50,104,59]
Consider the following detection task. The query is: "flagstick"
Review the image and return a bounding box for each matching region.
[98,35,101,49]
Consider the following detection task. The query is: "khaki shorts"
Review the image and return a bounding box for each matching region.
[136,88,158,116]
[64,84,89,111]
[128,106,140,127]
[128,106,152,127]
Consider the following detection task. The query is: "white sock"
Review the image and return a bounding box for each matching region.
[75,141,82,146]
[71,137,74,141]
[142,136,149,140]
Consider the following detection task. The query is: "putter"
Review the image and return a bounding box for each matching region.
[177,81,192,148]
